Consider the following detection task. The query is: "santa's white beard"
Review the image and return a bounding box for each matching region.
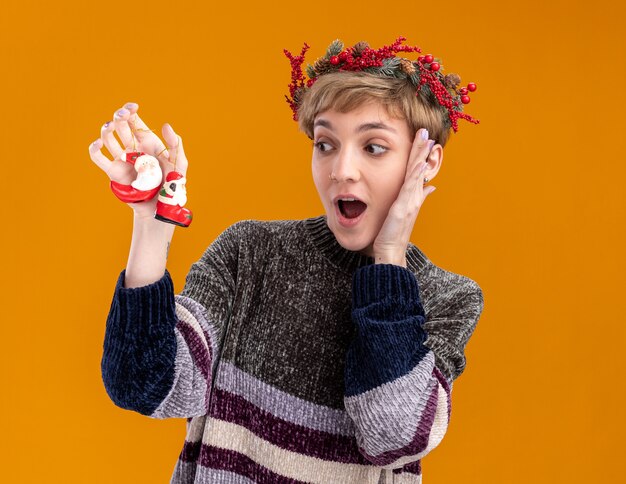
[173,192,187,206]
[131,156,162,190]
[132,168,162,190]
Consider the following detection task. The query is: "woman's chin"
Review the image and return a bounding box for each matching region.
[329,224,373,256]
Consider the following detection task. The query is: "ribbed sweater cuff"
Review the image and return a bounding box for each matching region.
[113,268,177,325]
[352,263,421,309]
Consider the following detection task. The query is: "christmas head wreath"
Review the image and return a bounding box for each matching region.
[283,36,479,133]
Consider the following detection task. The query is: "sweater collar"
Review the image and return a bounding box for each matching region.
[302,214,430,273]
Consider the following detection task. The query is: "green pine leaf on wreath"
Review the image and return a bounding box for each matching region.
[305,64,316,79]
[382,57,401,70]
[396,69,408,79]
[326,39,344,57]
[378,58,400,78]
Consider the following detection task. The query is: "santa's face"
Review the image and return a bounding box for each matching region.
[168,180,186,193]
[131,154,162,191]
[135,155,159,173]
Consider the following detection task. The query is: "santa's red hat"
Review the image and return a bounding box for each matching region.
[165,171,185,182]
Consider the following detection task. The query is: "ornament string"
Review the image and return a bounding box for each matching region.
[128,117,180,171]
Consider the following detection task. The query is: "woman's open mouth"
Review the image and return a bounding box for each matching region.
[335,199,368,227]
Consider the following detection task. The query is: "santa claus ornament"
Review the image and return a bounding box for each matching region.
[109,122,193,227]
[155,171,193,227]
[110,151,162,203]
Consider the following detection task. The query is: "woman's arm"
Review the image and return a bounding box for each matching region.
[344,263,483,469]
[101,222,243,419]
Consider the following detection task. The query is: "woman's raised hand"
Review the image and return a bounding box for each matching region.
[88,102,189,220]
[371,128,438,267]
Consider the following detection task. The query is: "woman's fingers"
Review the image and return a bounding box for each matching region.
[123,101,138,113]
[414,159,436,202]
[385,129,436,221]
[161,123,187,173]
[401,138,431,196]
[414,160,428,192]
[404,156,433,210]
[408,139,434,179]
[407,140,434,191]
[101,119,123,160]
[406,128,430,175]
[124,102,170,161]
[424,185,437,197]
[124,102,152,143]
[113,107,134,152]
[418,160,429,176]
[88,138,112,173]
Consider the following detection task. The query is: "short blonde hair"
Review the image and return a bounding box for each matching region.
[296,71,452,147]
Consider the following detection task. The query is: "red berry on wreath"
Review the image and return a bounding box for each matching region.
[459,87,468,95]
[339,51,348,61]
[430,62,440,71]
[424,54,434,63]
[461,95,471,104]
[330,55,340,65]
[467,82,477,92]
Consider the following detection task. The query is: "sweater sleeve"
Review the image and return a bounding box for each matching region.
[344,263,483,469]
[101,222,241,419]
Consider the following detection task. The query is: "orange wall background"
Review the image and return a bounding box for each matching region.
[1,0,624,482]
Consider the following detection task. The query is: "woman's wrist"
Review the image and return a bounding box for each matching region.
[374,252,407,268]
[133,211,176,236]
[125,212,175,289]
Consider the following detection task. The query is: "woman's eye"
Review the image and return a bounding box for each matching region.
[314,141,332,152]
[366,144,387,156]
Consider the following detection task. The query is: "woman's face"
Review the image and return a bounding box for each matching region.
[311,101,417,258]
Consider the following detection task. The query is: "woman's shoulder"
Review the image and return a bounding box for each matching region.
[427,261,482,294]
[409,243,484,312]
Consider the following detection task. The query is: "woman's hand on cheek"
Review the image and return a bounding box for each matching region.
[372,128,437,267]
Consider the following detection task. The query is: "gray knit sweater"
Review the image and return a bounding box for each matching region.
[101,214,484,483]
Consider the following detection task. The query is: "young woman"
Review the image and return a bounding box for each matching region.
[89,37,484,484]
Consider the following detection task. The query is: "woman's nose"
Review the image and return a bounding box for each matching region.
[332,147,360,182]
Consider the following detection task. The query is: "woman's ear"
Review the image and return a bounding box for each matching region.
[424,144,443,180]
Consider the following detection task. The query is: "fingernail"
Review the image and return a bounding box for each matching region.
[115,108,128,117]
[103,120,111,129]
[420,129,429,141]
[124,102,138,109]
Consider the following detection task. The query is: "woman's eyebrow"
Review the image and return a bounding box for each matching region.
[314,118,397,134]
